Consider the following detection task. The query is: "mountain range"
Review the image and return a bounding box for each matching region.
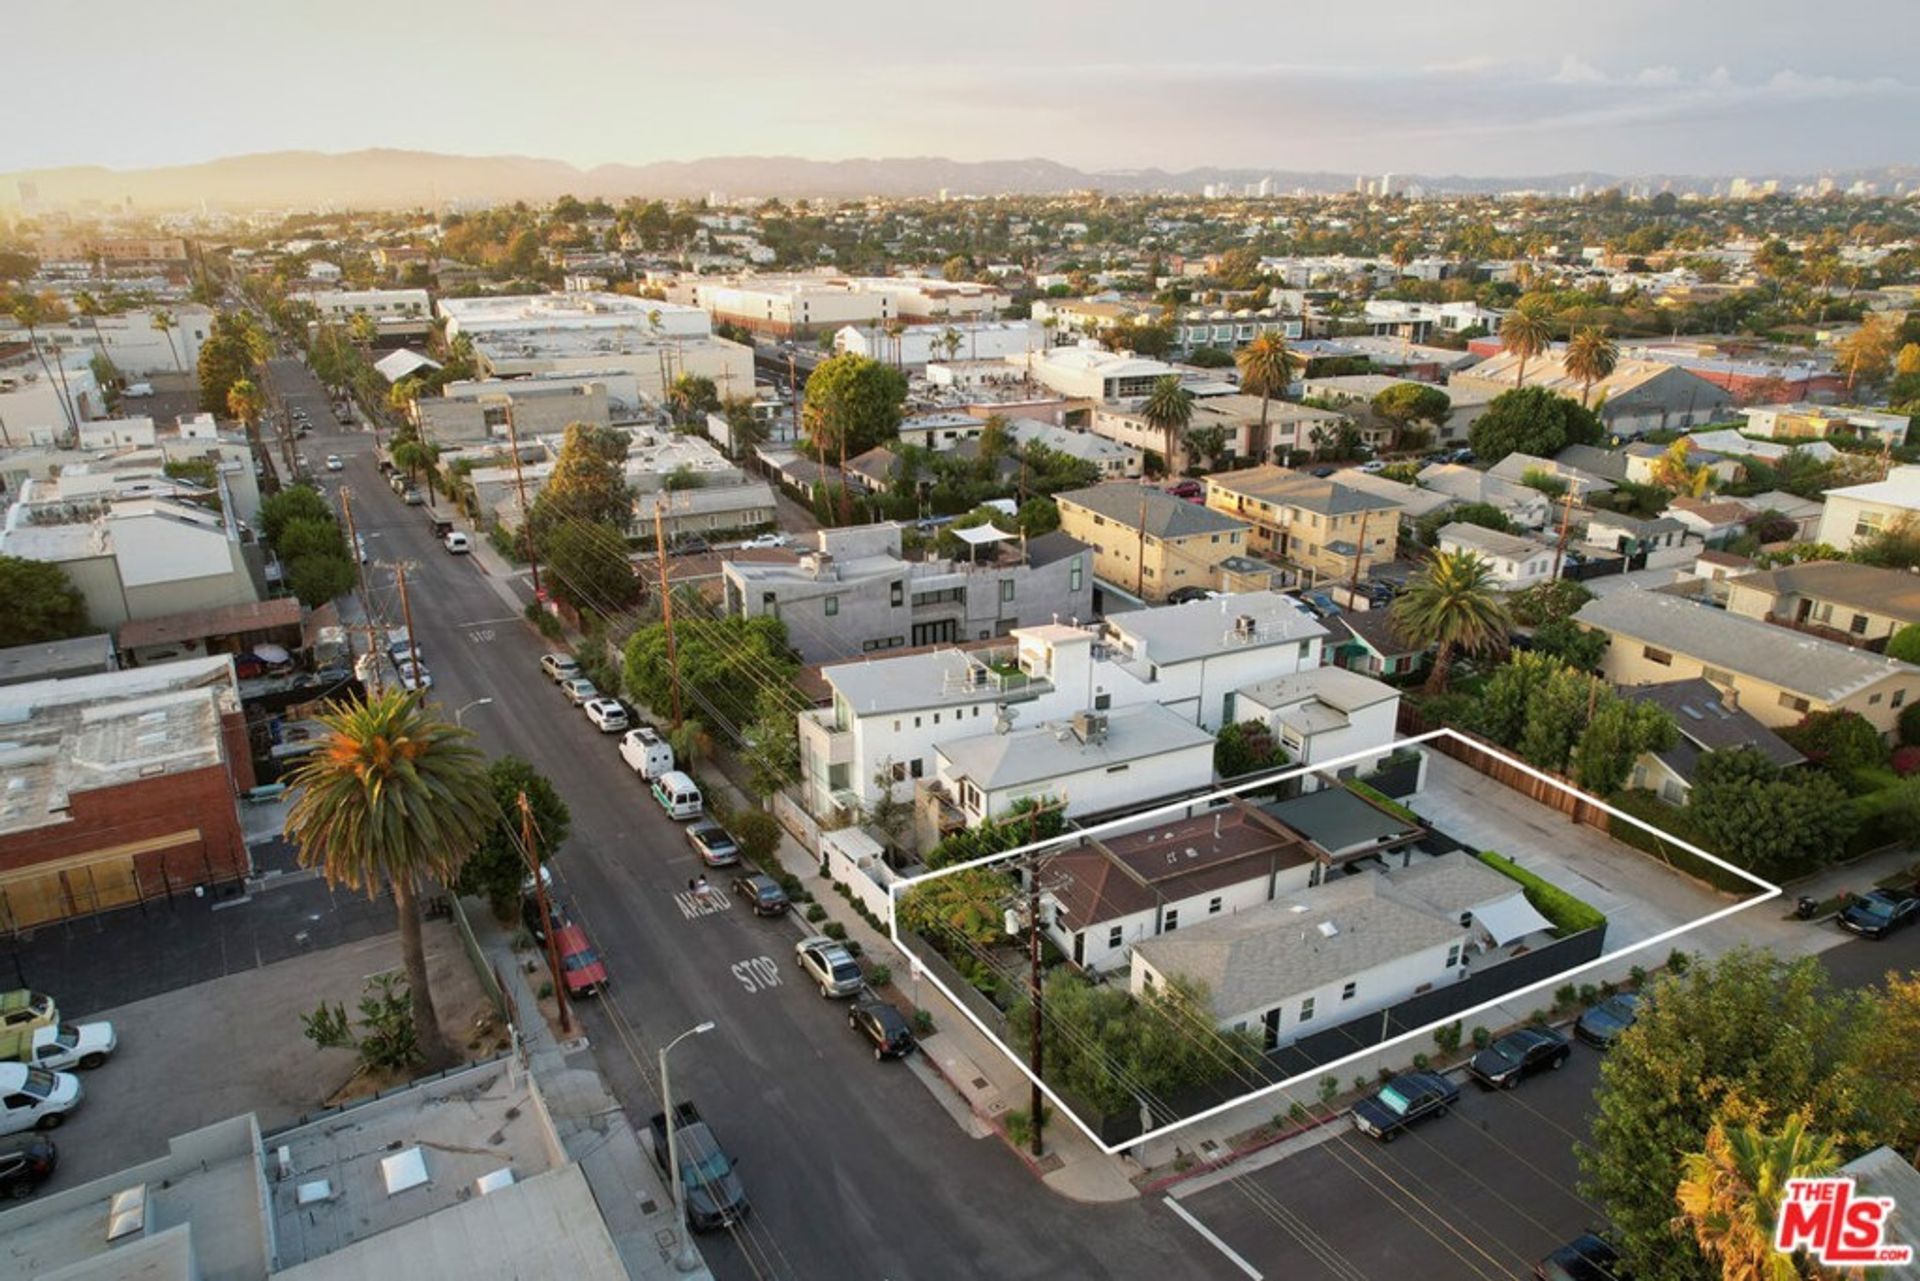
[5,149,1916,211]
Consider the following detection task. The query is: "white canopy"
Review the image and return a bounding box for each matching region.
[1473,893,1556,946]
[953,523,1014,547]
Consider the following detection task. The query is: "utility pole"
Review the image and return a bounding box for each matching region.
[1347,507,1372,597]
[1026,851,1046,1158]
[1550,487,1578,580]
[394,560,422,693]
[519,790,571,1035]
[503,410,542,601]
[838,425,852,527]
[654,504,683,729]
[1135,486,1150,600]
[339,488,382,695]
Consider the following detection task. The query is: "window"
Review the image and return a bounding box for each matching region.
[1341,981,1357,1001]
[1298,997,1314,1023]
[1208,896,1223,915]
[1850,613,1869,636]
[1643,646,1673,666]
[1298,640,1312,659]
[824,595,839,617]
[1445,944,1462,969]
[1106,763,1130,774]
[1871,693,1884,706]
[891,761,908,782]
[909,759,924,779]
[1778,692,1810,714]
[1108,925,1123,949]
[1094,693,1111,710]
[1070,563,1083,592]
[1895,689,1908,708]
[1163,909,1179,932]
[891,580,904,607]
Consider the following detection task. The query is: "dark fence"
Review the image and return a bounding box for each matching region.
[1362,751,1423,800]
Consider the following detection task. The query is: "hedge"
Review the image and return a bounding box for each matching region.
[1346,779,1421,826]
[1475,850,1607,937]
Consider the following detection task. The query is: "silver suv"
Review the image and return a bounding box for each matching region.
[794,936,863,998]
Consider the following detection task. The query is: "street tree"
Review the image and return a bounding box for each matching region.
[0,555,89,646]
[802,352,907,459]
[225,377,274,495]
[540,520,641,616]
[739,686,801,798]
[623,612,798,738]
[1468,386,1605,462]
[284,691,495,1069]
[454,755,572,919]
[1390,549,1511,692]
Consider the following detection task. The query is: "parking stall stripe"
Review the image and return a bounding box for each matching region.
[1163,1195,1264,1280]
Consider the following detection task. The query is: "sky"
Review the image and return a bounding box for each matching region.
[8,0,1916,178]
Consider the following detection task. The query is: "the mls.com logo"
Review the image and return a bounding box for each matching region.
[1774,1177,1914,1267]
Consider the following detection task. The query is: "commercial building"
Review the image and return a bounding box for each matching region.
[415,376,613,445]
[833,319,1043,368]
[723,523,1092,662]
[1019,345,1182,403]
[0,656,253,929]
[1203,465,1400,583]
[672,274,1010,337]
[1054,483,1251,601]
[18,304,215,377]
[1449,353,1733,438]
[1574,590,1920,735]
[289,287,432,327]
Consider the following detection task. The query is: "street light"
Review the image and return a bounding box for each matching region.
[453,697,494,727]
[661,1020,716,1272]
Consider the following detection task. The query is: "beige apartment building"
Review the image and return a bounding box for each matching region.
[1055,484,1250,601]
[1203,465,1400,584]
[1722,560,1920,648]
[1574,591,1920,736]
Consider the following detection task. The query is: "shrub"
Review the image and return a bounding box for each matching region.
[1667,948,1692,975]
[1554,983,1579,1011]
[1004,1105,1052,1150]
[1346,780,1422,825]
[1894,746,1920,777]
[1412,1053,1431,1071]
[866,963,892,987]
[1578,983,1599,1005]
[1529,1009,1550,1026]
[1287,1101,1309,1123]
[1319,1076,1340,1103]
[1353,1076,1370,1093]
[537,980,554,1001]
[1628,965,1647,988]
[805,903,827,922]
[1471,1025,1492,1050]
[823,921,847,941]
[1432,1021,1462,1054]
[1477,850,1607,936]
[912,1009,935,1036]
[1901,701,1920,747]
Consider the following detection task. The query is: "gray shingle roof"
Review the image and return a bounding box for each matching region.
[1574,590,1920,703]
[1056,483,1248,539]
[1619,678,1804,782]
[1205,465,1401,517]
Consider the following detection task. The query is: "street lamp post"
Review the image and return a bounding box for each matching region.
[661,1020,716,1272]
[453,697,494,727]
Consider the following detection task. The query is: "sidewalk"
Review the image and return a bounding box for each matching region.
[469,903,714,1281]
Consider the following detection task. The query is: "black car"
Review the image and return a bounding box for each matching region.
[730,873,789,916]
[1574,993,1642,1048]
[1165,586,1213,605]
[1468,1026,1572,1089]
[671,535,712,557]
[1350,1071,1458,1141]
[848,997,916,1060]
[1534,1233,1626,1281]
[687,820,742,868]
[0,1134,56,1200]
[1837,888,1920,939]
[1310,466,1337,478]
[521,893,568,943]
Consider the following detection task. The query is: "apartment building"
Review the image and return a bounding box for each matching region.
[673,274,1010,337]
[1203,465,1400,583]
[1054,483,1251,601]
[1722,560,1920,647]
[1092,394,1348,466]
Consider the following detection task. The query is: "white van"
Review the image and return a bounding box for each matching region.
[123,382,153,398]
[444,531,471,554]
[619,726,675,780]
[650,770,703,820]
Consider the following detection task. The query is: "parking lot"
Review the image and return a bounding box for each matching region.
[7,919,497,1196]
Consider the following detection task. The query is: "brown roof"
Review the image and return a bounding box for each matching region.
[118,597,304,651]
[1695,550,1754,569]
[1667,496,1756,525]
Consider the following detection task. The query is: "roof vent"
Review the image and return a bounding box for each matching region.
[296,1179,335,1206]
[1316,920,1340,938]
[105,1183,147,1241]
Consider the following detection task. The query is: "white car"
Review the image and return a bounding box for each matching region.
[540,653,581,683]
[18,1021,116,1072]
[560,677,599,706]
[356,534,369,563]
[583,698,629,733]
[394,658,432,692]
[444,531,471,554]
[1358,460,1388,473]
[739,532,791,550]
[0,1063,81,1134]
[325,454,344,471]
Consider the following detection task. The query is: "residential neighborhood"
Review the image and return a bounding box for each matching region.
[2,8,1918,1281]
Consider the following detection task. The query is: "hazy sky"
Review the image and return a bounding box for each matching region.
[10,0,1915,176]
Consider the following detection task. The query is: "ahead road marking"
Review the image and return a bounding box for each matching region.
[1163,1196,1263,1280]
[674,888,731,919]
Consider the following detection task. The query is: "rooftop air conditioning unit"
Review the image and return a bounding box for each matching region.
[1233,614,1258,639]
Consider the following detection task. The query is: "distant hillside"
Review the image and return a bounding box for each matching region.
[4,149,1916,211]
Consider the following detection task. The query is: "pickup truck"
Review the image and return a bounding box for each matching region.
[0,1022,116,1072]
[648,1101,749,1231]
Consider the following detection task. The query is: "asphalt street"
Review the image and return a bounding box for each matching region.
[268,355,1229,1281]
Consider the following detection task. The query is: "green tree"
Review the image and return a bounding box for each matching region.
[1476,650,1559,746]
[802,352,907,459]
[1886,623,1920,664]
[1689,748,1857,878]
[1499,305,1553,387]
[899,866,1019,945]
[1415,501,1513,548]
[1370,382,1452,450]
[941,254,971,283]
[1572,697,1676,795]
[286,551,358,608]
[1185,423,1231,470]
[529,422,634,537]
[1673,1108,1839,1281]
[1849,514,1920,570]
[1214,720,1286,779]
[1562,328,1619,408]
[541,520,640,615]
[0,555,89,645]
[454,756,572,919]
[1235,332,1294,461]
[1530,617,1608,672]
[739,687,801,798]
[1834,312,1898,391]
[197,311,267,415]
[667,374,720,425]
[259,486,333,547]
[1391,549,1511,692]
[1508,579,1594,626]
[284,691,495,1068]
[623,612,798,738]
[1468,386,1605,462]
[1776,709,1888,775]
[1142,374,1195,471]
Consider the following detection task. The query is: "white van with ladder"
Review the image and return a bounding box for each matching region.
[619,726,675,780]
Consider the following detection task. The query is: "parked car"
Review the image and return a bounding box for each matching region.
[1165,479,1204,500]
[520,893,555,943]
[730,873,789,917]
[1301,590,1341,618]
[552,911,607,997]
[559,677,599,706]
[0,1134,57,1200]
[443,531,471,554]
[325,454,343,471]
[648,1102,749,1232]
[1165,586,1213,605]
[795,936,864,998]
[402,487,424,505]
[355,534,368,563]
[1837,887,1920,939]
[619,725,675,779]
[848,997,916,1060]
[671,535,712,557]
[1358,460,1388,473]
[393,657,432,692]
[1310,466,1337,478]
[0,1064,81,1135]
[1350,1071,1458,1141]
[687,819,741,868]
[583,698,629,733]
[0,992,56,1035]
[1534,1233,1626,1281]
[0,1021,116,1073]
[1574,993,1642,1049]
[739,532,791,550]
[540,653,582,683]
[1467,1026,1571,1089]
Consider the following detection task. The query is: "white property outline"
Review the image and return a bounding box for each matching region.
[888,726,1782,1155]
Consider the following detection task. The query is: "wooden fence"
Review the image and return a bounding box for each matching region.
[1396,706,1612,832]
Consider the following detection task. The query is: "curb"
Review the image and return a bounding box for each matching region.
[1139,1108,1349,1197]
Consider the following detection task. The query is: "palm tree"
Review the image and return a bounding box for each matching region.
[1142,375,1195,473]
[1563,328,1618,408]
[11,294,80,436]
[1235,332,1294,463]
[1391,549,1511,692]
[284,692,494,1069]
[1500,306,1553,389]
[1674,1112,1838,1281]
[150,309,183,373]
[226,377,276,496]
[73,291,113,381]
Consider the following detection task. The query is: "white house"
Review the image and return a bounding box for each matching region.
[1415,463,1553,530]
[1231,666,1402,780]
[1815,466,1920,552]
[897,413,985,453]
[1436,522,1559,589]
[1132,853,1553,1050]
[1005,418,1142,479]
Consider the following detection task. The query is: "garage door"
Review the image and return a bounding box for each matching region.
[0,830,201,931]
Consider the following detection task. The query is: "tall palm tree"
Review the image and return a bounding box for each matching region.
[11,294,79,436]
[1674,1112,1839,1281]
[226,377,277,496]
[284,692,494,1068]
[73,291,113,382]
[1391,549,1511,693]
[1142,374,1195,473]
[1563,328,1618,408]
[150,308,183,373]
[1500,306,1553,389]
[1236,331,1294,463]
